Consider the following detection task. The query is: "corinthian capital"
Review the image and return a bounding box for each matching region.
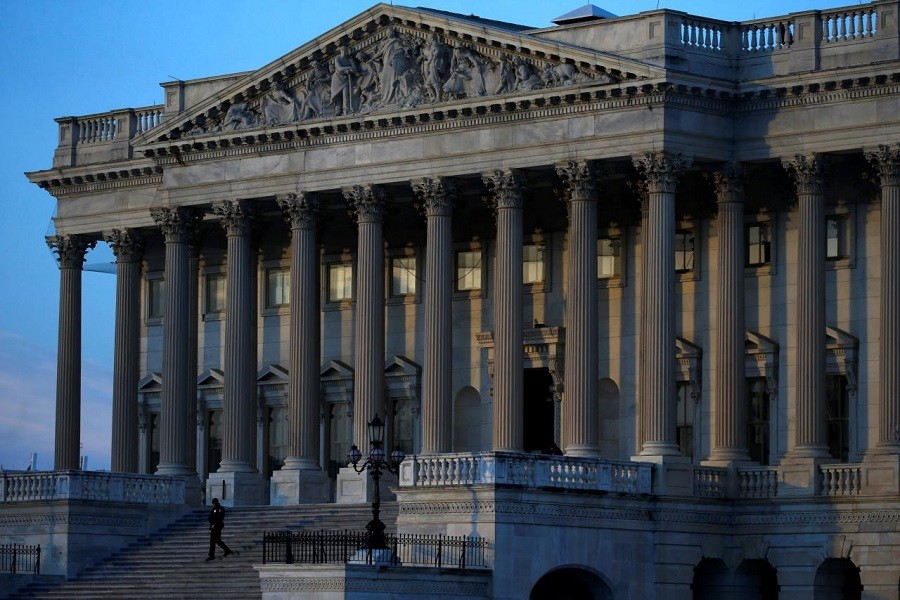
[277,192,320,230]
[103,229,144,263]
[632,151,692,194]
[710,162,747,205]
[213,199,254,236]
[151,207,202,244]
[555,160,598,203]
[481,168,525,210]
[411,177,455,217]
[865,144,900,187]
[782,154,829,196]
[47,234,96,269]
[343,184,385,224]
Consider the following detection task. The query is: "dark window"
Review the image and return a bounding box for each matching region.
[747,377,771,465]
[826,375,850,462]
[676,382,694,461]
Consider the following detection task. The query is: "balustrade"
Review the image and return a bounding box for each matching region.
[742,19,794,52]
[738,468,779,499]
[0,471,184,504]
[694,467,729,498]
[820,464,863,496]
[822,8,878,42]
[680,18,726,52]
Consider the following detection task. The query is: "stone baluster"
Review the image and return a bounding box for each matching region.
[708,164,751,463]
[104,229,143,473]
[277,192,322,468]
[783,154,829,458]
[482,169,525,452]
[632,152,692,457]
[412,177,455,454]
[212,199,258,473]
[151,207,201,476]
[47,234,95,470]
[344,185,386,451]
[556,160,599,457]
[866,145,900,450]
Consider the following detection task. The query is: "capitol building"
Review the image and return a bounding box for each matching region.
[5,1,900,598]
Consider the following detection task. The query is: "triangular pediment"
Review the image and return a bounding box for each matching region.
[320,359,353,380]
[826,326,858,350]
[745,331,778,354]
[134,3,658,152]
[257,363,289,383]
[197,368,225,388]
[138,372,162,391]
[385,356,420,376]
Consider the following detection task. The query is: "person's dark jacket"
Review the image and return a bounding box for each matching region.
[209,505,226,530]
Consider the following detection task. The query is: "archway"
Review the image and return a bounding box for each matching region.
[814,558,862,600]
[734,559,779,599]
[692,558,730,600]
[530,567,613,600]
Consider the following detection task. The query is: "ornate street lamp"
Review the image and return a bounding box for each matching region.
[347,414,405,550]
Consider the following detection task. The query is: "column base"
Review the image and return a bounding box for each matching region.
[270,468,332,505]
[702,447,753,468]
[861,452,900,495]
[564,444,600,458]
[206,470,266,507]
[630,452,692,496]
[335,467,398,504]
[155,463,196,477]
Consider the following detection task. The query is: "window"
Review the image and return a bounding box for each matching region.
[206,273,226,314]
[392,398,416,455]
[207,409,222,475]
[328,263,353,302]
[746,223,772,267]
[149,412,160,473]
[746,377,770,465]
[148,278,164,320]
[327,402,352,478]
[826,215,850,261]
[675,230,695,273]
[675,382,694,462]
[267,406,288,476]
[390,256,417,297]
[266,268,290,308]
[523,244,545,285]
[826,375,850,462]
[597,237,621,279]
[456,250,482,292]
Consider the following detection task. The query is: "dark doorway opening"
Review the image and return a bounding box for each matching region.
[523,367,557,453]
[530,567,613,600]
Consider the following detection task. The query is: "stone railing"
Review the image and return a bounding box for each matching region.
[0,471,185,505]
[689,463,868,499]
[821,6,879,42]
[694,467,729,498]
[738,467,779,499]
[53,104,165,167]
[820,464,863,496]
[398,452,652,496]
[740,17,795,53]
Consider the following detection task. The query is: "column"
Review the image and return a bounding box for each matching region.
[151,207,200,477]
[483,169,525,452]
[708,163,751,464]
[412,177,455,454]
[866,145,900,451]
[188,237,200,475]
[783,154,829,458]
[344,184,386,451]
[271,192,330,504]
[632,152,691,458]
[556,160,599,457]
[105,229,143,473]
[47,234,95,470]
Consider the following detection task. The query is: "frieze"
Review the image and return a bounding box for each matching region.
[260,577,346,591]
[399,499,651,523]
[0,513,144,529]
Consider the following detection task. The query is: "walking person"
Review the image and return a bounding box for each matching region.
[206,498,233,561]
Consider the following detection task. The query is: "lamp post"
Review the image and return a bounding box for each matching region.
[347,414,405,550]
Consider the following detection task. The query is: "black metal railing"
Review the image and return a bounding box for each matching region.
[0,544,41,574]
[262,530,489,569]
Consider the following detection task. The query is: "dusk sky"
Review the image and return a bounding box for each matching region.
[0,0,857,471]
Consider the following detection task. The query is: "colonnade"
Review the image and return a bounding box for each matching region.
[47,148,900,497]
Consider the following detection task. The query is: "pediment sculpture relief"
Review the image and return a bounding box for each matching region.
[185,27,613,137]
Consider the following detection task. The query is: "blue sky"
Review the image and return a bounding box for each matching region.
[0,0,856,470]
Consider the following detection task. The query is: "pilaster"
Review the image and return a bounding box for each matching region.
[483,169,525,453]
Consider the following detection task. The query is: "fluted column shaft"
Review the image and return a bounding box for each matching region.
[784,155,829,457]
[345,185,386,452]
[413,178,455,453]
[867,145,900,449]
[483,170,525,452]
[48,235,94,470]
[187,243,200,472]
[709,165,751,462]
[214,200,257,472]
[152,208,199,476]
[633,152,691,457]
[556,161,599,457]
[106,230,143,473]
[278,193,321,468]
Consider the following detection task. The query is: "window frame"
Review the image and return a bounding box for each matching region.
[202,269,226,320]
[386,247,421,305]
[523,233,551,294]
[744,212,777,277]
[675,218,700,283]
[145,272,165,324]
[825,206,855,270]
[263,265,291,312]
[596,225,626,289]
[453,241,487,300]
[322,250,355,310]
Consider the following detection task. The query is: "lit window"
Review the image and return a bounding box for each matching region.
[456,250,482,291]
[746,377,770,465]
[597,237,620,279]
[328,263,353,302]
[746,223,772,267]
[675,230,695,273]
[206,273,226,314]
[390,256,417,297]
[826,375,850,463]
[826,215,850,260]
[148,278,164,319]
[523,244,545,284]
[675,382,694,462]
[266,268,290,308]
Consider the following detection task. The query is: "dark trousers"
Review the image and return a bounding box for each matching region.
[208,527,231,558]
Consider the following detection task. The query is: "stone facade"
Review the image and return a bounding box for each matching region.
[18,1,900,597]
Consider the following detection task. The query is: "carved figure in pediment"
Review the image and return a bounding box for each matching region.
[443,44,486,99]
[493,54,516,95]
[354,49,380,110]
[514,57,543,91]
[330,46,360,115]
[261,81,301,126]
[223,101,257,131]
[300,59,332,120]
[378,27,413,105]
[543,63,583,87]
[419,32,452,102]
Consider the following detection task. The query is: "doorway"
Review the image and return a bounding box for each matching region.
[523,368,557,453]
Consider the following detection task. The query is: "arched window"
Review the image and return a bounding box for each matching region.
[814,558,861,600]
